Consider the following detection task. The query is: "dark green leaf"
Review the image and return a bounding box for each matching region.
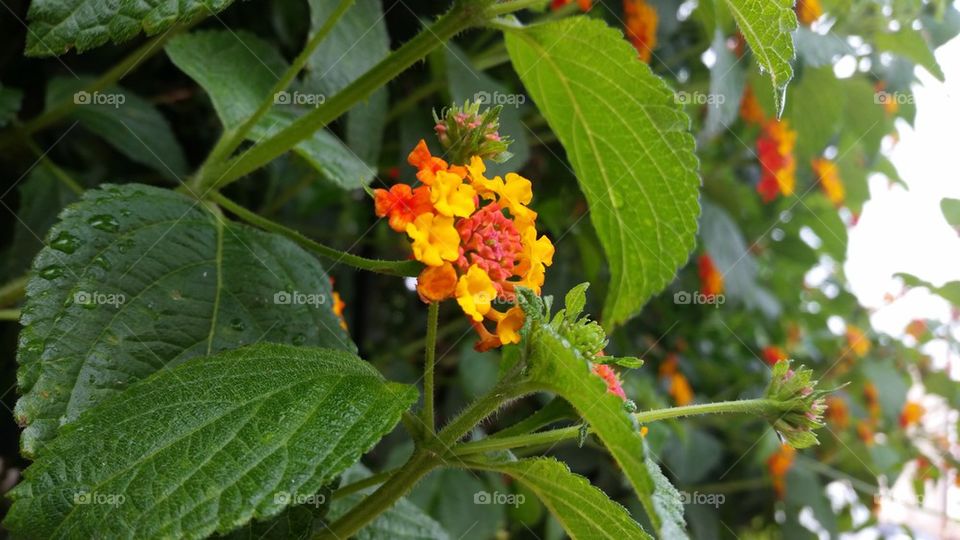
[15,183,353,456]
[25,0,238,56]
[505,17,700,327]
[0,85,23,126]
[47,77,188,181]
[5,343,417,539]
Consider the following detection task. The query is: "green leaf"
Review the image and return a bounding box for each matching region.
[875,27,945,82]
[724,0,797,113]
[0,85,22,127]
[526,326,688,538]
[703,29,745,138]
[470,458,652,540]
[409,468,504,540]
[165,30,374,189]
[24,0,238,56]
[327,465,450,540]
[505,17,700,327]
[941,198,960,228]
[15,183,353,457]
[5,343,417,539]
[306,0,390,165]
[563,282,590,322]
[47,77,188,181]
[793,27,853,68]
[785,67,841,161]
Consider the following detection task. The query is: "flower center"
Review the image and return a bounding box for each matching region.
[455,203,523,297]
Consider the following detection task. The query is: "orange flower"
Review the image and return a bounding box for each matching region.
[495,306,525,345]
[812,158,844,206]
[551,0,592,11]
[761,346,788,366]
[373,184,432,232]
[768,444,796,499]
[592,364,627,400]
[669,373,694,405]
[900,401,925,428]
[905,320,926,340]
[698,254,724,297]
[874,81,899,117]
[846,325,870,358]
[857,421,875,446]
[329,278,348,331]
[825,396,849,429]
[416,263,458,303]
[624,0,658,63]
[739,85,765,125]
[864,382,881,423]
[756,120,797,202]
[795,0,822,25]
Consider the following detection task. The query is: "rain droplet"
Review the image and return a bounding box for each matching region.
[50,231,80,254]
[230,318,245,331]
[39,265,64,280]
[92,255,110,270]
[88,214,119,233]
[292,333,306,345]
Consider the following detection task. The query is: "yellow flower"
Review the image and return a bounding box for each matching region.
[517,227,555,293]
[495,306,525,345]
[812,158,844,206]
[466,156,501,199]
[430,170,476,218]
[500,172,535,221]
[406,213,460,267]
[456,265,497,321]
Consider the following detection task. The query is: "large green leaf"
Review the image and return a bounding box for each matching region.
[470,457,652,540]
[527,326,688,538]
[306,0,390,165]
[47,77,188,181]
[165,30,374,189]
[505,17,700,327]
[15,183,353,457]
[0,85,22,127]
[25,0,238,56]
[785,67,842,161]
[5,343,417,539]
[875,27,945,82]
[724,0,797,113]
[327,465,450,540]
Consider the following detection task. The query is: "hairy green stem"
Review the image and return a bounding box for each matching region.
[211,193,421,276]
[199,0,498,191]
[451,398,790,456]
[0,275,29,308]
[330,467,402,500]
[194,0,354,186]
[422,302,440,433]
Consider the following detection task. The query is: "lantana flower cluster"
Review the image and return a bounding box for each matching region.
[624,0,658,63]
[374,138,554,351]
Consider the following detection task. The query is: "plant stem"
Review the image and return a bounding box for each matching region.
[315,450,438,540]
[330,467,401,500]
[0,309,21,321]
[2,26,185,146]
[194,0,354,186]
[451,398,789,456]
[422,301,440,433]
[435,378,534,448]
[484,0,550,17]
[211,193,421,276]
[20,130,85,194]
[384,79,445,123]
[200,0,498,191]
[0,275,29,308]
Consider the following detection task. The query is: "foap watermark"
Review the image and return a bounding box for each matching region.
[273,90,326,107]
[673,290,725,307]
[274,491,326,507]
[73,90,125,108]
[74,290,126,308]
[873,91,914,105]
[473,490,525,508]
[679,491,725,508]
[273,290,327,308]
[674,91,725,106]
[74,491,126,506]
[474,90,526,108]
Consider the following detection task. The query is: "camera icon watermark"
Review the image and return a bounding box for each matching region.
[73,90,126,108]
[673,290,725,307]
[473,90,526,108]
[74,290,126,308]
[74,491,126,506]
[274,491,326,507]
[873,91,913,105]
[473,490,525,508]
[273,290,326,308]
[679,491,725,508]
[674,91,725,106]
[273,91,326,107]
